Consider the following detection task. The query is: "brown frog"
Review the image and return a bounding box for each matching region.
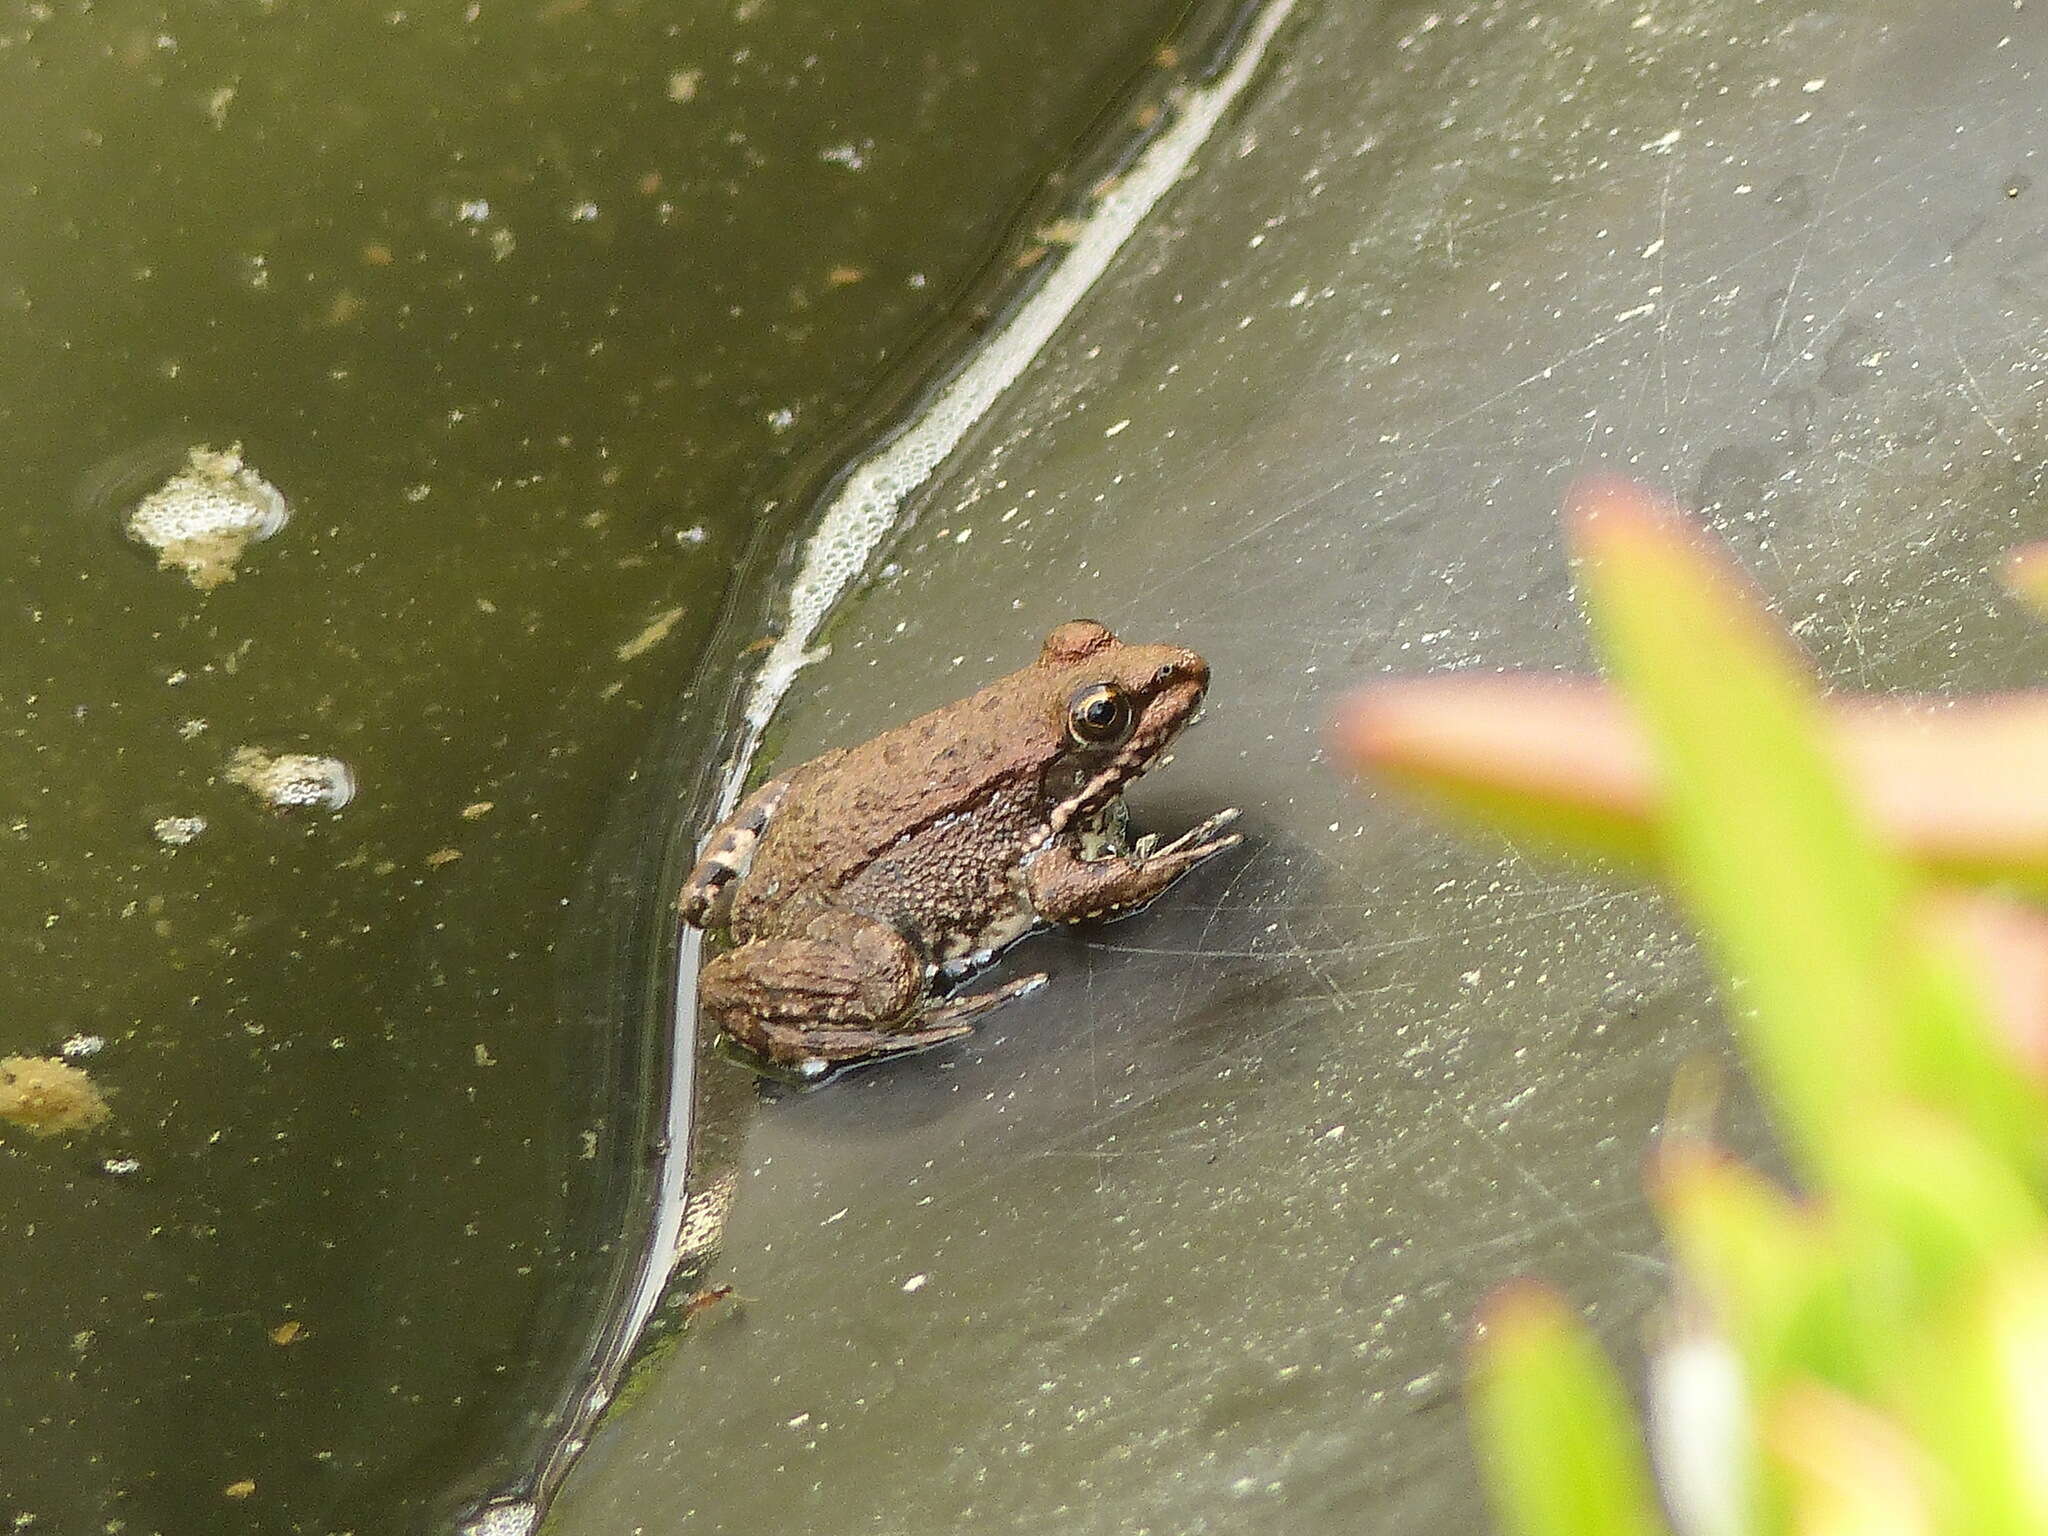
[680,619,1241,1075]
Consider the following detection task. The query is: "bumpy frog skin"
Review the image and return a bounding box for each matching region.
[680,620,1241,1075]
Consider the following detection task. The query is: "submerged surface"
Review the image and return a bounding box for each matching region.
[554,1,2048,1532]
[0,0,1200,1529]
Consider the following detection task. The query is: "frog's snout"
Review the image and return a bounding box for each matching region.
[1150,650,1209,693]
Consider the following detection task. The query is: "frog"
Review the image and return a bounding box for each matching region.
[679,619,1242,1076]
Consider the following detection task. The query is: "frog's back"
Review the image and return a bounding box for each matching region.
[729,673,1053,941]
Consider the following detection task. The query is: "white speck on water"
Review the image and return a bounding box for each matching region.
[902,1273,928,1293]
[1104,418,1130,437]
[1801,77,1826,92]
[456,198,492,222]
[1642,128,1682,152]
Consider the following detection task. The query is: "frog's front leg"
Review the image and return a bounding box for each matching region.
[700,909,1008,1073]
[1026,808,1243,923]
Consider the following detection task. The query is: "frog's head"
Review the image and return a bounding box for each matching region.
[1037,619,1210,829]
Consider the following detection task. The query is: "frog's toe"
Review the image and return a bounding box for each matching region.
[1148,808,1242,860]
[924,971,1048,1027]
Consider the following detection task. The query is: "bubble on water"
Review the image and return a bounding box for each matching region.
[125,443,288,590]
[151,814,208,847]
[226,747,355,812]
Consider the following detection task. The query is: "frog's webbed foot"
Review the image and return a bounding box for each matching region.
[1027,808,1243,924]
[700,911,1032,1075]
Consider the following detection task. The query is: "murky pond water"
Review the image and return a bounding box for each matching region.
[0,1,1206,1529]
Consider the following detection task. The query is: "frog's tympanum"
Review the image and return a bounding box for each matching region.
[680,620,1241,1075]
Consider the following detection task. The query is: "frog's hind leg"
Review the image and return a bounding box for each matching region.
[699,911,999,1073]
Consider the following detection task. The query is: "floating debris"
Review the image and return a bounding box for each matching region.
[617,606,684,662]
[680,1284,735,1322]
[226,746,356,812]
[57,1033,105,1060]
[0,1055,111,1137]
[269,1320,304,1346]
[152,814,208,847]
[125,443,289,591]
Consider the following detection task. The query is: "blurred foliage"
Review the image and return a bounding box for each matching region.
[2008,541,2048,621]
[1342,480,2048,1536]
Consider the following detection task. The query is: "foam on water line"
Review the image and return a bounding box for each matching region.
[725,0,1299,812]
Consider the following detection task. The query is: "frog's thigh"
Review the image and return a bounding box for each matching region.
[699,914,976,1069]
[698,912,923,1029]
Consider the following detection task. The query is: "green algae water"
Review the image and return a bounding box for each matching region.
[0,2,1205,1529]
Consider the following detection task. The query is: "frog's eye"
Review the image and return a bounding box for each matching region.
[1065,682,1134,747]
